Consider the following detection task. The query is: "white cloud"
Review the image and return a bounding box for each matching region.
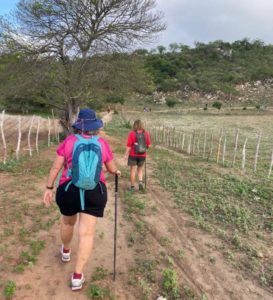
[154,0,273,47]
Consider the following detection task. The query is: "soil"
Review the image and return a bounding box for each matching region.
[1,112,273,300]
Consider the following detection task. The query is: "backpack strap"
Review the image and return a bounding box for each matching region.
[75,134,100,143]
[79,188,85,211]
[65,180,73,192]
[74,134,86,142]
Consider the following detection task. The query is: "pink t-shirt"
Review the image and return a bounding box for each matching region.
[56,134,114,186]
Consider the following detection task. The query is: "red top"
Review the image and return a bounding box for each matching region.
[126,130,151,157]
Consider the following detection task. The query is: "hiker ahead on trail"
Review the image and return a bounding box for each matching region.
[124,119,151,191]
[43,108,121,291]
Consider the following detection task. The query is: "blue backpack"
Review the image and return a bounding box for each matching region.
[65,134,102,210]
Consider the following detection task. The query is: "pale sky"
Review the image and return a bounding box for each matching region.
[1,0,273,47]
[155,0,273,47]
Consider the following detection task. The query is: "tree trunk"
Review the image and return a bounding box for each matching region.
[60,98,79,135]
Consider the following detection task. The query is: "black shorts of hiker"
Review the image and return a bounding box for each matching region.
[43,108,121,291]
[124,119,151,192]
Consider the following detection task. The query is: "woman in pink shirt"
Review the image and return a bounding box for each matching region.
[43,108,120,291]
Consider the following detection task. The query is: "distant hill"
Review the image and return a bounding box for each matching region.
[135,39,273,105]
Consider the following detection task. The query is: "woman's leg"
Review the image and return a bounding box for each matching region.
[130,165,137,186]
[137,165,143,182]
[61,214,77,249]
[75,213,97,274]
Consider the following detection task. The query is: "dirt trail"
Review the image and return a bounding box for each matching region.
[7,112,273,300]
[12,112,137,300]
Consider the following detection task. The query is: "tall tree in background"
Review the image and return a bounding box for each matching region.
[0,0,165,130]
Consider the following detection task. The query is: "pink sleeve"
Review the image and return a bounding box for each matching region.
[100,138,114,163]
[56,138,67,156]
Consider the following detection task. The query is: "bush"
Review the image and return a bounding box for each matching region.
[243,107,247,110]
[212,101,222,110]
[166,97,176,108]
[106,95,125,105]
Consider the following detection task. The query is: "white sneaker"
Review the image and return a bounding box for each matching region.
[60,245,71,262]
[71,273,85,291]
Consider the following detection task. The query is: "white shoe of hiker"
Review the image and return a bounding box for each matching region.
[71,273,85,291]
[60,245,71,262]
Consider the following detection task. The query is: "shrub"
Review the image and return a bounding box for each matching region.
[212,101,222,110]
[166,97,176,108]
[106,95,125,105]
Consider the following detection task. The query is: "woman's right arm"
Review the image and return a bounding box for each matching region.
[105,160,121,176]
[43,155,65,207]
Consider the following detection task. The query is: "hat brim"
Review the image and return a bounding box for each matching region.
[72,119,103,131]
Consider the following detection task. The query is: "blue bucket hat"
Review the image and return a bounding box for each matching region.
[72,108,103,131]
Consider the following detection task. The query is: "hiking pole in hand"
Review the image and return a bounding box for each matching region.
[144,158,147,190]
[113,174,118,281]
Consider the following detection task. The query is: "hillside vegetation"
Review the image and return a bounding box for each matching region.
[2,39,273,112]
[140,39,273,96]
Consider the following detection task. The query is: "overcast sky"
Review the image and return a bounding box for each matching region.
[1,0,273,48]
[154,0,273,48]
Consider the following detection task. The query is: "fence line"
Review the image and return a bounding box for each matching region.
[0,110,61,164]
[146,124,273,179]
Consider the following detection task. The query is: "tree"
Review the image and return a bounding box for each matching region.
[1,0,165,130]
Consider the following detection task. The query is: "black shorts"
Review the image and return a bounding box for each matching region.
[128,156,146,167]
[56,181,107,217]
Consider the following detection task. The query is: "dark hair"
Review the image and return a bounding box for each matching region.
[73,128,100,136]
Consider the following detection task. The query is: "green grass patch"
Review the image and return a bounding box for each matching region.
[3,280,16,299]
[86,284,115,300]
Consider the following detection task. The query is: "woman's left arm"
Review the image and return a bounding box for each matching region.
[43,155,64,207]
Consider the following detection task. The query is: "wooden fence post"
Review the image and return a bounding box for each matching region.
[203,129,207,158]
[268,147,273,178]
[254,131,262,172]
[52,109,58,141]
[197,131,201,155]
[1,110,7,164]
[191,130,195,154]
[172,127,176,148]
[187,134,192,155]
[207,133,214,161]
[242,138,248,171]
[232,129,239,167]
[16,116,22,160]
[28,115,35,156]
[36,117,41,153]
[181,133,185,151]
[222,133,227,166]
[48,117,51,147]
[216,129,223,163]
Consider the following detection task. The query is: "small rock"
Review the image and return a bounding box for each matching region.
[257,252,264,258]
[157,297,167,300]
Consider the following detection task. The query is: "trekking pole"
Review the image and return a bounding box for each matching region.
[113,174,118,281]
[144,158,147,190]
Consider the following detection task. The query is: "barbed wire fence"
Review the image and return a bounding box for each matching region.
[0,110,61,164]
